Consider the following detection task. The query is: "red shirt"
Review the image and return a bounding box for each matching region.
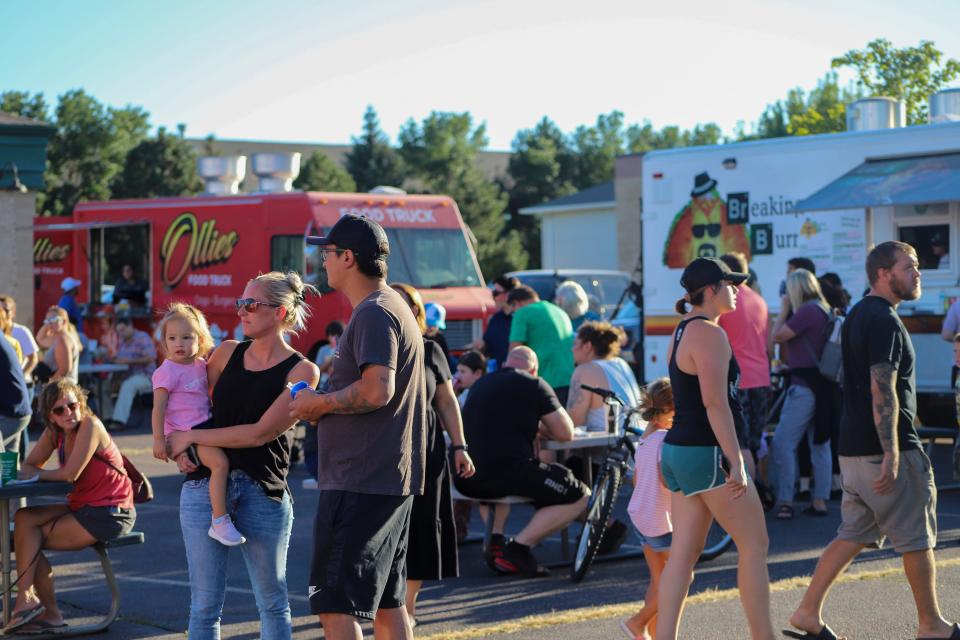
[718,286,771,389]
[59,436,134,511]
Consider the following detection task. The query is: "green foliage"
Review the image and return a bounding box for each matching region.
[294,151,357,192]
[400,111,526,278]
[626,121,723,151]
[111,127,203,199]
[741,74,861,140]
[0,91,50,122]
[570,111,625,188]
[41,89,150,215]
[832,38,960,125]
[345,106,405,192]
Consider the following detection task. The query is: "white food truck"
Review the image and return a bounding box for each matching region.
[640,96,960,414]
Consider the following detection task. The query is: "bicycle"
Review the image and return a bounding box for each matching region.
[570,384,733,583]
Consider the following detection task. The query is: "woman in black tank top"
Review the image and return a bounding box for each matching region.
[166,272,319,640]
[656,258,775,640]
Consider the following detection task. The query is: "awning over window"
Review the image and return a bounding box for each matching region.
[793,152,960,212]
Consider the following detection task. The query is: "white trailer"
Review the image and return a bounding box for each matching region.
[640,119,960,399]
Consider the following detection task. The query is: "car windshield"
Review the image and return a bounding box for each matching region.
[304,227,483,292]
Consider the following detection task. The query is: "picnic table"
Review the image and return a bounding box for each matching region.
[0,481,72,625]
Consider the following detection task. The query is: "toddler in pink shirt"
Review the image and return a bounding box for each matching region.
[622,377,674,640]
[152,303,245,547]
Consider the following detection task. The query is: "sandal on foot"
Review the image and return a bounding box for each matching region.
[15,620,69,636]
[776,504,795,520]
[782,623,839,639]
[917,622,960,640]
[2,605,46,635]
[802,505,829,517]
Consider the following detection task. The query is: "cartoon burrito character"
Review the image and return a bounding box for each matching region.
[662,172,750,268]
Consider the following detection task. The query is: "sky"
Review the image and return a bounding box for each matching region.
[3,0,959,150]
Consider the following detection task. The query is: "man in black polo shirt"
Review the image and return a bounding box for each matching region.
[454,346,589,577]
[786,241,958,640]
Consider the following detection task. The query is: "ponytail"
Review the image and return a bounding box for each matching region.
[675,298,688,315]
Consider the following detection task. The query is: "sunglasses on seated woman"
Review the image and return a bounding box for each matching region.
[235,298,280,313]
[51,401,79,416]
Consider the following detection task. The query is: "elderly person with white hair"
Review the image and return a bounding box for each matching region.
[554,281,601,331]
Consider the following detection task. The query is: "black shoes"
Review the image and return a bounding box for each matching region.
[596,519,629,556]
[498,541,550,578]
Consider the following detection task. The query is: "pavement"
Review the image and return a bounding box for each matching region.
[17,414,960,639]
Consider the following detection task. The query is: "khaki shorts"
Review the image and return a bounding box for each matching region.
[837,449,937,553]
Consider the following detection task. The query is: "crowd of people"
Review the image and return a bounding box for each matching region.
[2,215,960,638]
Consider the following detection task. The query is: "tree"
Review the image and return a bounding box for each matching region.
[832,38,960,125]
[112,127,203,198]
[344,106,405,192]
[400,111,527,277]
[0,91,50,121]
[293,151,357,192]
[41,89,150,215]
[787,73,861,136]
[570,111,625,189]
[626,121,724,151]
[504,117,577,266]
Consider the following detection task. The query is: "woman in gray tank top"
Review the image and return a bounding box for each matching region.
[36,307,80,384]
[567,321,640,432]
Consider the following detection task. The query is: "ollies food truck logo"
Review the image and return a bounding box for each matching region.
[160,212,239,289]
[34,237,71,264]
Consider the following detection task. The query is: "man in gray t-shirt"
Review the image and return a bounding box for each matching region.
[292,214,425,638]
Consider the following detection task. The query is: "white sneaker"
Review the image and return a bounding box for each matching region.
[208,515,246,546]
[302,478,318,489]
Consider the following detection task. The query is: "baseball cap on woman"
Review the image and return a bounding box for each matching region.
[680,257,748,293]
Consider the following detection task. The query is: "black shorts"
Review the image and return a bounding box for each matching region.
[309,490,412,620]
[454,459,588,509]
[73,505,135,542]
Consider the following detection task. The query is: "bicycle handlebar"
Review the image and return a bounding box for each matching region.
[580,384,623,405]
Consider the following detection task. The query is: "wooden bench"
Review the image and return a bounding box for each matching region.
[449,485,532,552]
[41,532,146,639]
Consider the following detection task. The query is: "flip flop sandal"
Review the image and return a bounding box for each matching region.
[2,604,46,635]
[917,622,960,640]
[15,620,69,636]
[782,624,840,640]
[776,504,795,520]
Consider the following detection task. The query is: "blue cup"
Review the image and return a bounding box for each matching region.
[289,381,311,399]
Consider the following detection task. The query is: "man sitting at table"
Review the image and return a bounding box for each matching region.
[104,316,156,431]
[454,346,590,577]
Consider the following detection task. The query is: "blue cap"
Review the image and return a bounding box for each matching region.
[424,302,446,330]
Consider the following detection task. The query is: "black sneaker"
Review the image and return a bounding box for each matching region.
[486,534,513,575]
[596,519,629,556]
[499,541,550,578]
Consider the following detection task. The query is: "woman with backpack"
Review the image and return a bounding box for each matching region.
[3,379,136,635]
[771,269,836,520]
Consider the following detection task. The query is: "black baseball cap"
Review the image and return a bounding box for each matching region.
[680,257,749,292]
[306,214,390,258]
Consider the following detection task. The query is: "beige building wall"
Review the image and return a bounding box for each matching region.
[614,154,644,273]
[0,192,37,331]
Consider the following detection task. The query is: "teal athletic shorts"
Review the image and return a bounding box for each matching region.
[661,443,728,496]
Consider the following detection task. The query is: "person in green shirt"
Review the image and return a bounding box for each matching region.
[507,286,575,404]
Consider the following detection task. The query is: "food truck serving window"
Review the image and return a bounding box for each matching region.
[899,223,951,271]
[90,224,150,307]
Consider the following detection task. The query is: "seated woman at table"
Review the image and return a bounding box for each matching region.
[566,321,641,432]
[2,379,135,635]
[35,306,82,384]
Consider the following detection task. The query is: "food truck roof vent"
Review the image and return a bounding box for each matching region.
[251,153,301,193]
[369,186,407,195]
[846,97,905,132]
[198,156,247,195]
[930,88,960,123]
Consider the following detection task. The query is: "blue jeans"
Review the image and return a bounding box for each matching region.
[773,384,832,504]
[180,470,294,640]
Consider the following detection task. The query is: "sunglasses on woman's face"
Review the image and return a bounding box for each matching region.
[235,298,280,313]
[51,401,79,416]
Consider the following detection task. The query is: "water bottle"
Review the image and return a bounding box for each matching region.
[486,359,497,373]
[287,381,311,399]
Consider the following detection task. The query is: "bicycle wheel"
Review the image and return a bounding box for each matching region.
[698,520,733,562]
[570,464,622,583]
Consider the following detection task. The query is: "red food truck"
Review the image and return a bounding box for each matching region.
[33,192,494,359]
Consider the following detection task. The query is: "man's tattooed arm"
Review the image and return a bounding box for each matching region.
[869,362,899,454]
[319,365,395,416]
